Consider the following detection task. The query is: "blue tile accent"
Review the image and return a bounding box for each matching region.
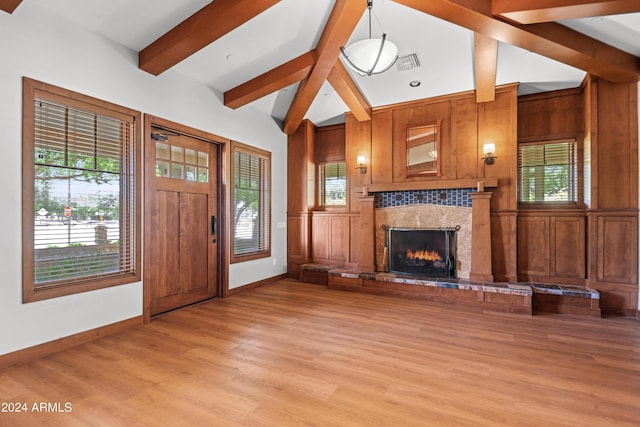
[374,188,475,208]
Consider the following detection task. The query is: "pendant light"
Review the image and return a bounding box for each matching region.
[340,0,398,76]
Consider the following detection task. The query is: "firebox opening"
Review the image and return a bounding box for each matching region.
[384,225,459,277]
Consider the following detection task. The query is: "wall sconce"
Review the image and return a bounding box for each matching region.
[356,155,367,174]
[482,143,497,165]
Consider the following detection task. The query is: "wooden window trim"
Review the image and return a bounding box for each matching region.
[22,77,142,303]
[230,141,271,264]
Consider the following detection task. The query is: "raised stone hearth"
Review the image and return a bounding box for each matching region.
[328,269,533,315]
[297,264,601,317]
[531,283,601,317]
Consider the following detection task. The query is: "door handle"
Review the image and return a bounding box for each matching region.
[211,215,216,235]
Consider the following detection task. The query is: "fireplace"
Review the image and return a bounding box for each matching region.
[384,225,460,277]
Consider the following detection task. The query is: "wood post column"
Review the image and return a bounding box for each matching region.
[358,196,376,272]
[470,191,494,282]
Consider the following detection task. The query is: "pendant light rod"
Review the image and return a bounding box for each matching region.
[367,0,373,39]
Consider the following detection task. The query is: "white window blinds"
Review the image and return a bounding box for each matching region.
[32,98,136,285]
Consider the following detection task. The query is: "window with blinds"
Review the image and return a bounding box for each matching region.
[518,140,578,204]
[320,162,347,206]
[231,142,271,262]
[23,78,140,302]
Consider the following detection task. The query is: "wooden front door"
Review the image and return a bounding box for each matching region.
[145,126,219,316]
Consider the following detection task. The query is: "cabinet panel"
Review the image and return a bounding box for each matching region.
[453,97,479,179]
[491,213,517,282]
[287,214,309,276]
[552,216,586,278]
[518,216,549,276]
[311,216,329,261]
[349,216,361,267]
[597,216,638,284]
[328,216,349,262]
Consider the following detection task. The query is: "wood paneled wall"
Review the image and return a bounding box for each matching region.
[587,78,638,315]
[518,77,638,315]
[287,78,638,315]
[287,121,360,273]
[287,120,315,276]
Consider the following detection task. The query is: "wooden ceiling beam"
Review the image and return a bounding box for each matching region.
[139,0,281,76]
[474,33,498,103]
[224,50,317,110]
[0,0,22,13]
[492,0,640,24]
[393,0,640,83]
[327,60,371,121]
[283,0,366,134]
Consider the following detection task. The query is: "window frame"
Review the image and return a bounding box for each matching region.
[230,141,271,264]
[22,78,142,303]
[517,138,581,208]
[319,161,347,208]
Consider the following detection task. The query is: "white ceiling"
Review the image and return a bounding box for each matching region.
[28,0,640,127]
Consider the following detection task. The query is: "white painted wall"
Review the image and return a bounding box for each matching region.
[0,3,287,355]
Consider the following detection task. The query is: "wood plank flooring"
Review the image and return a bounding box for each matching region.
[1,278,640,426]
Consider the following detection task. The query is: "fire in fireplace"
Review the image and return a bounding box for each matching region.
[384,225,460,277]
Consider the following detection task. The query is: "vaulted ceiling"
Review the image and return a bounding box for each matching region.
[4,0,640,134]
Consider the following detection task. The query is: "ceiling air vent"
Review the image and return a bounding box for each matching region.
[396,53,421,71]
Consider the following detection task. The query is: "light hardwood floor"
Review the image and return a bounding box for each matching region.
[1,279,640,426]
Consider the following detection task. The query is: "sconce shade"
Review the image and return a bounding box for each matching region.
[356,155,367,174]
[482,143,496,165]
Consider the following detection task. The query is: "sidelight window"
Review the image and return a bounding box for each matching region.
[231,141,271,262]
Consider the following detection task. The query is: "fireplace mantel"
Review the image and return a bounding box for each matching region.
[363,177,498,194]
[358,189,495,282]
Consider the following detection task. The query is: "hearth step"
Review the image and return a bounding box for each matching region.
[531,283,601,318]
[299,265,601,318]
[327,270,533,315]
[298,264,333,285]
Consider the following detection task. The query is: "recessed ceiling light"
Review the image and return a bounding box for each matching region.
[409,80,421,87]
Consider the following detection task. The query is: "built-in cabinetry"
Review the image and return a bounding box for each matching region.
[517,212,587,282]
[518,78,638,315]
[287,77,638,315]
